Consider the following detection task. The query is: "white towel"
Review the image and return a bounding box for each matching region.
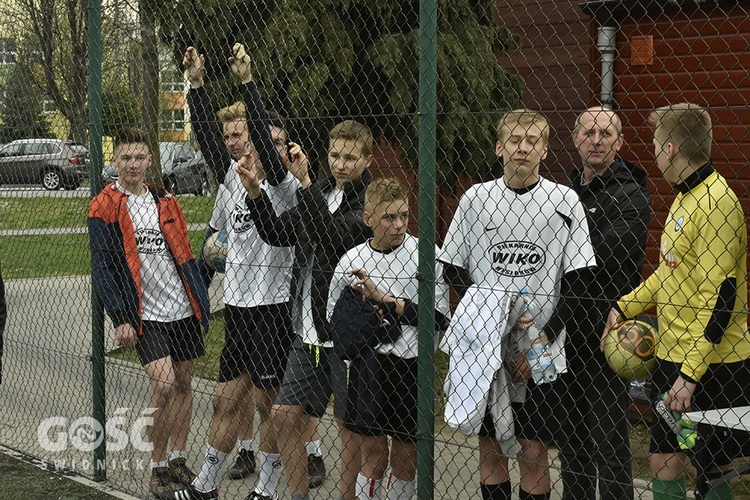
[443,285,521,457]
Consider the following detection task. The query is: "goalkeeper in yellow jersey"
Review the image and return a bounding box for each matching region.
[604,103,750,500]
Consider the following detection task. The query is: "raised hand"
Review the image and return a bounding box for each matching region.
[286,141,311,189]
[228,43,252,84]
[235,151,261,198]
[183,46,205,88]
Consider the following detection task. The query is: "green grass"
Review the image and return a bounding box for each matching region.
[0,452,117,499]
[0,195,214,229]
[0,234,91,279]
[0,230,207,281]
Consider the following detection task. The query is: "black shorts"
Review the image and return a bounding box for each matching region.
[136,316,204,366]
[478,378,559,443]
[649,358,750,465]
[344,354,419,443]
[218,303,294,387]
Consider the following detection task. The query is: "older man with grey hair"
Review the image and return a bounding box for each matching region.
[554,106,652,500]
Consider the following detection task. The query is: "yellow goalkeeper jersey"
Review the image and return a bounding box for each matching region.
[617,165,750,382]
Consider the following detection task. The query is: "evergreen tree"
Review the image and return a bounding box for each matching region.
[0,65,51,143]
[161,0,524,183]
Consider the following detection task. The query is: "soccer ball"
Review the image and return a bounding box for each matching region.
[604,319,657,381]
[202,230,228,273]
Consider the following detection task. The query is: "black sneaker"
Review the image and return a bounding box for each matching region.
[227,449,256,479]
[307,454,327,489]
[150,466,190,499]
[187,482,219,499]
[169,457,197,486]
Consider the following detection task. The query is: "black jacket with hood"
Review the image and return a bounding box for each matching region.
[245,170,372,344]
[569,157,652,354]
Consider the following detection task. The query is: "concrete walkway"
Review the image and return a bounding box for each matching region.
[0,274,657,499]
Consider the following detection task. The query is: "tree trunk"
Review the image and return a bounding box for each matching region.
[138,0,162,186]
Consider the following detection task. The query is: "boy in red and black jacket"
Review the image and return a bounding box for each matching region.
[88,128,209,499]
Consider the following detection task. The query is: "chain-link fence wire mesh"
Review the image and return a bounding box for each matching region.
[1,0,750,498]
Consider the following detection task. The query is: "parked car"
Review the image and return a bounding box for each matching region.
[101,142,209,195]
[0,139,90,190]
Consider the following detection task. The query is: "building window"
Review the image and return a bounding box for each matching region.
[0,39,16,65]
[161,67,185,93]
[161,108,184,131]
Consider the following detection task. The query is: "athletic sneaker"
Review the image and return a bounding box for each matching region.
[244,489,278,500]
[307,454,327,489]
[227,449,256,479]
[169,457,197,486]
[150,466,190,499]
[187,482,219,499]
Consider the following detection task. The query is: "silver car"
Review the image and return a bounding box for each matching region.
[101,142,209,196]
[0,139,90,190]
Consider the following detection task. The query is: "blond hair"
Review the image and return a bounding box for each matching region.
[217,102,246,123]
[648,103,712,165]
[365,177,410,212]
[329,120,374,157]
[496,109,550,143]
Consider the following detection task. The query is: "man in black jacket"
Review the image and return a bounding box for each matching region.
[556,106,652,500]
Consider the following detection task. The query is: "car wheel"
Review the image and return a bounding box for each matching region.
[42,169,62,190]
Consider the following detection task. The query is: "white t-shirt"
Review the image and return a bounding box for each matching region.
[327,234,451,358]
[120,184,193,322]
[438,177,595,326]
[209,165,300,307]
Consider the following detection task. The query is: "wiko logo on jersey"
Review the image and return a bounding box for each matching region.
[134,228,166,254]
[490,241,546,277]
[231,204,255,233]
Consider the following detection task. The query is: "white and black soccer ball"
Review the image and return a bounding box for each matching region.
[202,230,228,273]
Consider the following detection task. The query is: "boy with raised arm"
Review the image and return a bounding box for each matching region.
[236,118,375,500]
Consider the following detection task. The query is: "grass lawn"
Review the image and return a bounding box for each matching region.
[1,230,207,280]
[0,195,214,229]
[0,452,118,499]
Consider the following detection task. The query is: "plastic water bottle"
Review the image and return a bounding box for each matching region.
[517,288,558,384]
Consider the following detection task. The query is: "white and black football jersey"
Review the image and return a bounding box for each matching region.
[439,177,595,327]
[327,234,451,358]
[209,164,300,308]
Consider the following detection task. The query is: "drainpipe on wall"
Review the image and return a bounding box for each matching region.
[597,24,617,109]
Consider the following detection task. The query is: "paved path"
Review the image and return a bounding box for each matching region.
[0,274,658,499]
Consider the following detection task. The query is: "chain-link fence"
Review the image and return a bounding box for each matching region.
[1,0,750,499]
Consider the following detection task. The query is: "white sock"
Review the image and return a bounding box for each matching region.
[386,473,416,500]
[151,460,168,469]
[192,445,229,492]
[357,472,382,499]
[238,439,254,452]
[306,440,322,457]
[168,450,185,461]
[255,451,282,496]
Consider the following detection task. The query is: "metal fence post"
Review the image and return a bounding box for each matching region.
[87,0,106,481]
[417,0,438,498]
